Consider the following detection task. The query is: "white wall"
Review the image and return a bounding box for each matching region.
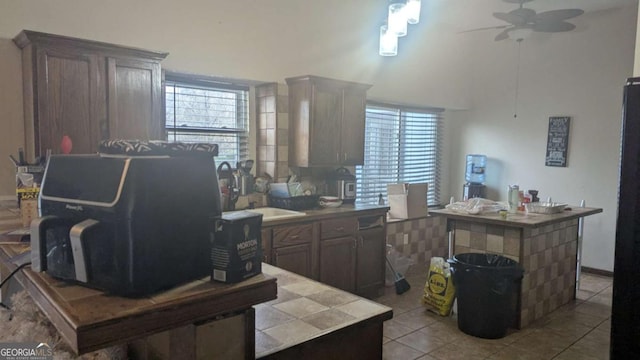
[0,0,637,271]
[447,7,637,272]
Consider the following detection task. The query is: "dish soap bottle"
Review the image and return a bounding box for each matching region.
[378,193,384,205]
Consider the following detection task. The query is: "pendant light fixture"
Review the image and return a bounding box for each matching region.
[379,0,422,56]
[388,1,408,37]
[406,0,421,24]
[379,24,398,56]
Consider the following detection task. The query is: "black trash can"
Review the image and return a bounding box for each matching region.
[448,253,524,339]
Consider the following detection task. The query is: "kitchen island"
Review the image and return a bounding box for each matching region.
[430,206,602,327]
[0,242,277,358]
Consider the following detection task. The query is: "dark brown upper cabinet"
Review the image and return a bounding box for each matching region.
[13,30,168,159]
[286,75,371,167]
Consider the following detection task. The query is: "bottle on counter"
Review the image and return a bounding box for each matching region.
[508,185,520,213]
[378,193,384,205]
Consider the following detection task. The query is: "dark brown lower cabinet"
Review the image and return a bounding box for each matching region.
[262,211,387,298]
[271,243,313,279]
[356,228,386,298]
[319,236,357,292]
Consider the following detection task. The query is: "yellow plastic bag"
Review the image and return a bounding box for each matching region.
[421,257,455,316]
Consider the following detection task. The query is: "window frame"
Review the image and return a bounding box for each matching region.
[163,71,251,164]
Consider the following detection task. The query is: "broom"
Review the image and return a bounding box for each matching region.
[385,255,411,295]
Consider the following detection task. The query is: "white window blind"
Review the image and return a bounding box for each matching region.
[165,73,249,164]
[356,103,443,206]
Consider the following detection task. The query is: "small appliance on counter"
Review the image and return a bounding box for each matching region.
[327,167,356,204]
[31,140,222,296]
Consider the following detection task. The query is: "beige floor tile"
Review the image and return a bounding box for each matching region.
[396,330,449,353]
[383,340,425,360]
[562,329,611,359]
[393,307,441,330]
[486,345,554,360]
[588,292,613,307]
[384,319,415,339]
[383,336,392,344]
[554,347,609,360]
[418,320,466,343]
[417,355,439,360]
[427,341,492,360]
[509,329,578,358]
[574,301,612,319]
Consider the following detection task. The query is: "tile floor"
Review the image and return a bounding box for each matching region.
[375,263,612,360]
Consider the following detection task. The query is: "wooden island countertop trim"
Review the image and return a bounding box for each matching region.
[0,243,277,355]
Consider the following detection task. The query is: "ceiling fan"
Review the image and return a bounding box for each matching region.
[464,0,584,41]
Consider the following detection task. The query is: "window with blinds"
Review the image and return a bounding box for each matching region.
[355,103,443,206]
[165,73,249,164]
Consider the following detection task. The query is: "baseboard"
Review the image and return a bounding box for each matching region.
[581,266,613,277]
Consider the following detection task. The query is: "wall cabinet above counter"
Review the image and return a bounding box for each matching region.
[286,75,371,167]
[13,30,167,159]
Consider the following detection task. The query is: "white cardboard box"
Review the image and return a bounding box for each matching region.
[387,183,429,219]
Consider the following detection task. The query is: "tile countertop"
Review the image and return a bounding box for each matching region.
[430,206,603,229]
[256,263,393,358]
[259,204,390,226]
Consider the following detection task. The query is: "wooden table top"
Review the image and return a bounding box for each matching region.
[430,206,603,228]
[0,243,277,355]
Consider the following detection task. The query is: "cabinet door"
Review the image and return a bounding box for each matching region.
[35,48,104,156]
[319,236,357,292]
[272,243,313,278]
[309,81,342,166]
[107,57,163,141]
[341,88,367,165]
[356,228,386,298]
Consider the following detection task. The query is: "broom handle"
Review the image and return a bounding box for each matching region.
[385,255,401,280]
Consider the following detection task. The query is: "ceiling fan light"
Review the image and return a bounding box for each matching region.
[508,27,533,41]
[388,2,408,37]
[406,0,421,24]
[379,24,398,56]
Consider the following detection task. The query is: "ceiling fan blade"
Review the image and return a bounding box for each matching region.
[535,9,584,22]
[495,28,511,41]
[510,8,536,22]
[458,24,510,34]
[532,21,576,32]
[494,12,526,26]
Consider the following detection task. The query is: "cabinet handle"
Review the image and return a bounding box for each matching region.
[343,153,347,161]
[335,226,344,232]
[353,238,357,249]
[336,152,340,162]
[289,235,299,240]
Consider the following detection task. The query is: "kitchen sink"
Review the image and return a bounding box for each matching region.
[245,207,306,221]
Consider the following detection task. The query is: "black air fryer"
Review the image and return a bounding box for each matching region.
[31,141,222,296]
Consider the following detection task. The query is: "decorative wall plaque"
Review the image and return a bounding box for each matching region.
[545,116,570,167]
